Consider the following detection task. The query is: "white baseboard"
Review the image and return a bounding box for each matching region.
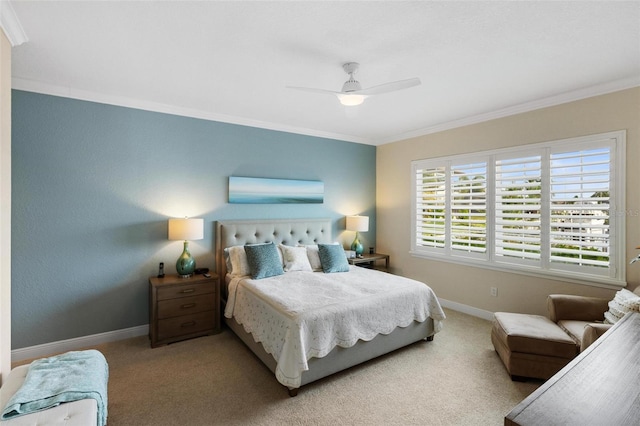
[438,298,495,321]
[11,299,491,363]
[11,325,149,363]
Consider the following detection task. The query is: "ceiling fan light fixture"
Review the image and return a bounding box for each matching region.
[286,61,420,107]
[337,93,366,106]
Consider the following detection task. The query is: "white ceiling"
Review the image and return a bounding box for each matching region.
[6,1,640,145]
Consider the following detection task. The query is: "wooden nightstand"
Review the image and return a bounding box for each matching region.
[348,253,390,271]
[149,273,220,348]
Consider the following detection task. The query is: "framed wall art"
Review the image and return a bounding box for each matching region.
[228,176,324,204]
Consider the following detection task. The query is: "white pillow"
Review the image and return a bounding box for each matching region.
[279,245,312,272]
[224,246,250,277]
[604,289,640,324]
[297,244,320,271]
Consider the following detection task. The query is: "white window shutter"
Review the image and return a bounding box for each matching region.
[549,147,611,270]
[415,166,446,249]
[494,155,542,264]
[450,161,487,255]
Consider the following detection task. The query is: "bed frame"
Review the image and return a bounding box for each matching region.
[215,218,435,396]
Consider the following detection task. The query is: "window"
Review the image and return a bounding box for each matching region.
[415,166,446,249]
[495,154,542,265]
[450,161,487,256]
[411,131,626,287]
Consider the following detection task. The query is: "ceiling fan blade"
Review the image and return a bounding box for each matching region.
[287,85,365,106]
[356,77,421,96]
[286,86,341,96]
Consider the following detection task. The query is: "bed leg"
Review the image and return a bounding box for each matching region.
[288,387,299,397]
[426,335,434,341]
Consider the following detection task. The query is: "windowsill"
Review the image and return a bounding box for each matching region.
[409,250,627,290]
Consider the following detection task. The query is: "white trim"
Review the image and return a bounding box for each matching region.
[11,75,639,147]
[379,76,640,145]
[11,324,149,363]
[7,302,495,364]
[412,250,625,290]
[0,0,27,47]
[438,297,494,322]
[0,28,12,383]
[411,130,627,289]
[10,78,370,145]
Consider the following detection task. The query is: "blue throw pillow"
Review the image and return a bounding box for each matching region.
[318,244,350,273]
[244,242,284,279]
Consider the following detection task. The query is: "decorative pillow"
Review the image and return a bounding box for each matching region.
[318,243,350,273]
[279,245,312,272]
[603,289,640,324]
[244,242,284,280]
[298,244,322,271]
[224,246,250,277]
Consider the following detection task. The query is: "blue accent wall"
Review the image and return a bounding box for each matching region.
[11,90,376,348]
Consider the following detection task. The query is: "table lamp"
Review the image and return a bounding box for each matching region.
[168,217,204,277]
[346,215,369,258]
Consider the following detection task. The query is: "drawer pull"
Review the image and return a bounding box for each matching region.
[181,321,196,328]
[180,288,196,294]
[181,303,196,309]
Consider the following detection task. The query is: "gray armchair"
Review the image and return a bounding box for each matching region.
[548,288,640,351]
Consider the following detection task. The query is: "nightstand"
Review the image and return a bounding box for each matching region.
[149,273,220,348]
[348,253,390,271]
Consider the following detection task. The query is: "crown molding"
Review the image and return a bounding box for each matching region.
[11,77,371,145]
[12,74,640,147]
[0,0,27,47]
[377,75,640,145]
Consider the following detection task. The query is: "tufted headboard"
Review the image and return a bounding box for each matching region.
[215,218,333,278]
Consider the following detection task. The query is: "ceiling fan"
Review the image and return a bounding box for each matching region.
[287,62,421,106]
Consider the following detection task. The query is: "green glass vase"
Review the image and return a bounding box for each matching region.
[351,231,364,257]
[176,241,196,277]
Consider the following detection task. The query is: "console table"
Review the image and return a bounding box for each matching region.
[505,311,640,425]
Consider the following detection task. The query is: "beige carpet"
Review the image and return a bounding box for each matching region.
[20,309,541,425]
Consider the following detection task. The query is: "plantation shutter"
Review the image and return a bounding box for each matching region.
[415,166,446,249]
[411,130,624,286]
[549,147,611,270]
[494,155,542,263]
[450,161,487,254]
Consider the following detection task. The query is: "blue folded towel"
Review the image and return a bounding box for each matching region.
[1,349,108,425]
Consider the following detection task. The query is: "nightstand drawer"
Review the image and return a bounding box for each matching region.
[149,273,220,347]
[157,282,213,300]
[157,311,215,341]
[157,293,215,319]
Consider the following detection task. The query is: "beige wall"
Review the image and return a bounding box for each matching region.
[377,87,640,317]
[0,30,11,382]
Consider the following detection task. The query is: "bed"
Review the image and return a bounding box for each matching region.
[215,218,445,396]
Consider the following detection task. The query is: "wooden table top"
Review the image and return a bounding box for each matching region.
[505,311,640,426]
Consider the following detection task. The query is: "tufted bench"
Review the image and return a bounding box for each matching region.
[0,365,98,425]
[491,312,579,380]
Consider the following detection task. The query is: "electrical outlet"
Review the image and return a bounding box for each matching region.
[490,287,498,297]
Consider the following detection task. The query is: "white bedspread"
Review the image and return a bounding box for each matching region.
[224,266,446,388]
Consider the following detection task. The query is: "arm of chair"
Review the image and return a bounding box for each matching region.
[547,294,609,322]
[581,323,612,352]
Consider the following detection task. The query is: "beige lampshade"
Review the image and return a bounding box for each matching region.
[346,215,369,232]
[168,218,204,241]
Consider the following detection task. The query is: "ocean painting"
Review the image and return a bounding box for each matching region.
[229,177,324,204]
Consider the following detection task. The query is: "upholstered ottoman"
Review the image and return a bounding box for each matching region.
[0,365,99,425]
[492,312,578,380]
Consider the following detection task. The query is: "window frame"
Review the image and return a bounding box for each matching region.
[410,130,626,289]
